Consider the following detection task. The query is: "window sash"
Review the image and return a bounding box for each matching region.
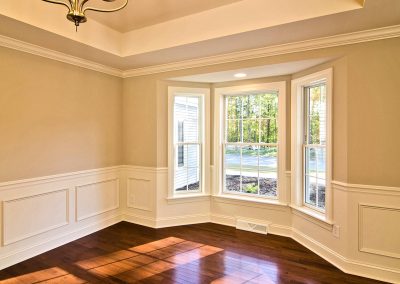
[302,84,327,211]
[222,93,279,199]
[172,95,203,194]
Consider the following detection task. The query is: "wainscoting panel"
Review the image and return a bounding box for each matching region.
[76,179,119,221]
[359,204,400,259]
[127,178,152,211]
[2,189,69,246]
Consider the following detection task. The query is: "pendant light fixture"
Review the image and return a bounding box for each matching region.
[42,0,128,31]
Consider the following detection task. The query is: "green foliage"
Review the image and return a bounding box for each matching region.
[226,93,278,143]
[243,184,258,194]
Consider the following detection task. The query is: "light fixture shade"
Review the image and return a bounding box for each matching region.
[42,0,128,31]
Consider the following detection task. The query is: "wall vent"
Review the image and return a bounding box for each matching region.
[236,219,268,234]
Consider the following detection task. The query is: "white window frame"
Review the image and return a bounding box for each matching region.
[168,86,210,199]
[291,68,333,223]
[214,82,287,204]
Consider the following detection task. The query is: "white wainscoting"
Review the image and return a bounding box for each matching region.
[76,178,119,221]
[2,189,69,246]
[0,166,122,270]
[0,166,399,283]
[359,204,400,259]
[127,178,152,211]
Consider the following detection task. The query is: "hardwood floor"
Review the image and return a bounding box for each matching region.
[0,222,386,284]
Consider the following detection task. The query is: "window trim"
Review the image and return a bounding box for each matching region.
[214,82,287,204]
[168,86,210,199]
[291,68,333,223]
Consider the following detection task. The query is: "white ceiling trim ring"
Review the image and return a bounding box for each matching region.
[0,25,399,78]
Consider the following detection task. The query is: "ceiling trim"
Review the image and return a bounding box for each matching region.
[0,34,123,77]
[122,24,400,77]
[0,25,399,78]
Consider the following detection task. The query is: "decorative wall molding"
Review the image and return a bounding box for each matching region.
[1,166,399,282]
[358,204,400,259]
[127,178,152,211]
[0,166,121,190]
[2,189,69,246]
[292,227,400,284]
[0,214,122,271]
[1,25,400,78]
[75,178,120,222]
[332,180,400,195]
[0,35,123,78]
[122,25,400,77]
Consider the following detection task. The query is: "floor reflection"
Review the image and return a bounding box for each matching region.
[0,267,85,284]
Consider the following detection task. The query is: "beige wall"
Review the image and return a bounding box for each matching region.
[122,37,400,187]
[0,47,123,182]
[1,37,399,188]
[346,39,400,187]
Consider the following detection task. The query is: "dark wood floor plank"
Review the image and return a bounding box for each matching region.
[0,222,387,284]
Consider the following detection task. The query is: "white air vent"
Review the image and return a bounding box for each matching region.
[236,219,268,234]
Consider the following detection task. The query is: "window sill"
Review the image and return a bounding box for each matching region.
[290,205,333,230]
[166,194,211,204]
[213,194,288,208]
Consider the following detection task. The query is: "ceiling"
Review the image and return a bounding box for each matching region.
[171,58,333,83]
[0,0,399,73]
[88,0,243,32]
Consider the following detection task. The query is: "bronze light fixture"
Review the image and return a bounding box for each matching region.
[42,0,128,31]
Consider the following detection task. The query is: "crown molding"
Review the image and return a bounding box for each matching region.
[1,25,399,78]
[122,24,400,78]
[0,34,124,78]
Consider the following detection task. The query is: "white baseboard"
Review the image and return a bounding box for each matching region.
[0,214,122,270]
[155,213,210,228]
[123,213,157,228]
[291,228,400,284]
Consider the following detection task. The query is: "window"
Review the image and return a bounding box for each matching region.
[178,121,184,167]
[224,93,279,197]
[291,69,332,220]
[214,82,286,202]
[303,84,327,210]
[168,87,210,198]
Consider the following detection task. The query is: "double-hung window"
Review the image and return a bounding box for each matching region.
[168,87,210,198]
[215,82,286,202]
[291,69,332,221]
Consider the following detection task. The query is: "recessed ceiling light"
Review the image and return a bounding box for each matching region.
[234,73,247,78]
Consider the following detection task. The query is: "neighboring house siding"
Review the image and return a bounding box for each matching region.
[174,102,200,190]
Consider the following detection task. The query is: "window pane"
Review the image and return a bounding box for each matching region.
[259,146,277,197]
[260,119,277,143]
[307,85,327,145]
[242,119,259,143]
[316,147,326,180]
[184,98,199,142]
[175,144,188,191]
[225,145,240,192]
[305,147,317,177]
[173,95,202,194]
[241,146,259,195]
[305,175,317,207]
[316,178,326,210]
[242,95,258,118]
[226,119,241,142]
[260,93,278,119]
[227,96,242,119]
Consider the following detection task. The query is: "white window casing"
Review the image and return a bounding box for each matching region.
[291,68,333,223]
[214,82,287,204]
[168,86,210,199]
